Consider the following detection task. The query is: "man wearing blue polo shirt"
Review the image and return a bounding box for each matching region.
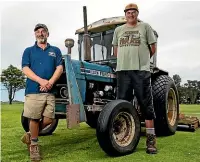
[21,23,63,161]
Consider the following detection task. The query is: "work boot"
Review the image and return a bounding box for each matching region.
[146,134,157,154]
[30,144,41,161]
[21,132,31,154]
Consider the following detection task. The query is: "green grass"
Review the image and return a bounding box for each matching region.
[179,104,200,119]
[1,104,200,162]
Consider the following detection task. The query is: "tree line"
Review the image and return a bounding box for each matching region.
[173,74,200,104]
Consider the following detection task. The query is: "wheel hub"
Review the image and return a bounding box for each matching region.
[112,112,135,147]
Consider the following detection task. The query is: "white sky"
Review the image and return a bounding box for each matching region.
[1,0,200,86]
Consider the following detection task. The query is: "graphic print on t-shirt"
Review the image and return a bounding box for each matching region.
[119,31,141,47]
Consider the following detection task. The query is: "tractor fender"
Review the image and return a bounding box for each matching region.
[151,67,169,80]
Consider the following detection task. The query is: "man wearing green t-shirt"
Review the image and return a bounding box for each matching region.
[112,3,157,154]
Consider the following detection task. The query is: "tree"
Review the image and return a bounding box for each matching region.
[185,80,199,104]
[179,86,188,104]
[173,74,182,103]
[173,74,181,86]
[0,65,26,104]
[197,81,200,91]
[172,74,200,104]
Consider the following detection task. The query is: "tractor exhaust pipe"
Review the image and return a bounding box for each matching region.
[83,6,91,61]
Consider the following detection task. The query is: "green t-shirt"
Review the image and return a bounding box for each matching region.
[112,22,156,71]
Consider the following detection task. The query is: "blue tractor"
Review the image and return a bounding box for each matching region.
[21,6,179,156]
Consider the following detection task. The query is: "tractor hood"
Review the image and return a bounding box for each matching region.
[70,59,116,83]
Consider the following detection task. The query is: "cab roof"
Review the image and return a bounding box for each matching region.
[75,16,142,34]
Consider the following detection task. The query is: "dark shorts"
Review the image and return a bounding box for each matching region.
[117,70,156,120]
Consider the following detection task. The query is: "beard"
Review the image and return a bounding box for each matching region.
[127,17,137,24]
[36,37,47,44]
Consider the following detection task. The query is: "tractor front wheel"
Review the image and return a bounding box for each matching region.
[96,100,141,156]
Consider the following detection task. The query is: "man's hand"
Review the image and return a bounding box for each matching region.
[38,79,49,92]
[38,65,63,92]
[40,80,54,92]
[46,79,54,90]
[38,78,49,87]
[149,43,156,58]
[42,65,63,91]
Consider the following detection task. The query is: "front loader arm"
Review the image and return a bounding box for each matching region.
[64,54,87,128]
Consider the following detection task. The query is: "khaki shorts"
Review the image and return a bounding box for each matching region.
[23,93,55,119]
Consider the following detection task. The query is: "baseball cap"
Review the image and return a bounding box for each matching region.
[34,23,48,32]
[124,3,139,12]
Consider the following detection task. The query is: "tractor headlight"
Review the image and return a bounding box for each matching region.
[65,38,74,48]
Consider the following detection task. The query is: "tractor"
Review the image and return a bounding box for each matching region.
[21,6,179,156]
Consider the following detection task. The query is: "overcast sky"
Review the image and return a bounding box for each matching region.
[1,0,200,101]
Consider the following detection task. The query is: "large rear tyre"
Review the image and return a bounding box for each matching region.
[96,100,141,156]
[152,75,179,136]
[21,111,59,136]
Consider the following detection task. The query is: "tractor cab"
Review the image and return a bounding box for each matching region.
[75,16,158,68]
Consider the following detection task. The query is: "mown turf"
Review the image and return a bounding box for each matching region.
[1,104,200,162]
[179,104,200,119]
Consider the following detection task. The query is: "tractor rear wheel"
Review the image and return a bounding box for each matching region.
[96,100,141,156]
[21,111,59,136]
[152,75,179,136]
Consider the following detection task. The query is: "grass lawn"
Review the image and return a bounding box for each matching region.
[179,104,200,119]
[1,104,200,162]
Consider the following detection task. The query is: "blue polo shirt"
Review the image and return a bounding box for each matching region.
[22,42,63,95]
